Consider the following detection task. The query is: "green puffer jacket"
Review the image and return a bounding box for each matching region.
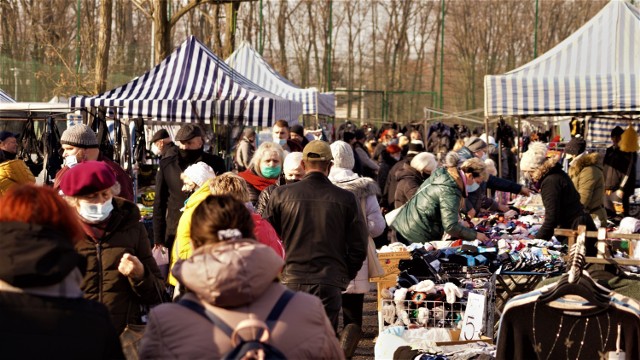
[76,198,164,334]
[393,167,477,242]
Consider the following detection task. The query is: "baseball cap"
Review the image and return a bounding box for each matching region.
[302,140,333,162]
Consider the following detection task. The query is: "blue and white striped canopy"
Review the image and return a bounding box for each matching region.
[588,118,640,144]
[485,1,640,117]
[0,89,15,103]
[226,41,335,117]
[70,36,303,126]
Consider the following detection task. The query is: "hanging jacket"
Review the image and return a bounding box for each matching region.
[568,153,607,224]
[393,167,477,242]
[76,198,165,333]
[139,240,343,359]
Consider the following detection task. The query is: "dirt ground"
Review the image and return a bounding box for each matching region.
[351,292,378,360]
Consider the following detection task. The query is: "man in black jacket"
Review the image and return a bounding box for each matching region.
[265,140,368,331]
[149,128,178,159]
[153,124,225,251]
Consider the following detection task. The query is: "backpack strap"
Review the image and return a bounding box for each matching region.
[178,290,295,336]
[178,299,235,337]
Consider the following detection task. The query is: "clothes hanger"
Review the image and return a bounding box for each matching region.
[537,232,610,308]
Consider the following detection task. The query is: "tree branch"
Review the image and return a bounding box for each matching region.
[131,0,152,19]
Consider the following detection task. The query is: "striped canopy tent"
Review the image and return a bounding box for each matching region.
[485,0,640,117]
[0,89,15,103]
[226,41,335,117]
[70,36,303,126]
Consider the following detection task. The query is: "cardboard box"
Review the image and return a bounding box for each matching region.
[434,329,493,346]
[376,251,411,277]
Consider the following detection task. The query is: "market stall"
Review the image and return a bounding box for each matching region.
[226,41,335,118]
[0,89,15,103]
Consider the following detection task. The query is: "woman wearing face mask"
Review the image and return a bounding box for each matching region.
[255,152,304,217]
[392,152,490,244]
[60,161,165,334]
[168,162,216,289]
[394,152,438,208]
[238,141,285,207]
[520,142,597,254]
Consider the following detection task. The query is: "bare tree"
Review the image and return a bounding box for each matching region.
[95,0,112,94]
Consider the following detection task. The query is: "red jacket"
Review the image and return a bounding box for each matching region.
[252,212,285,259]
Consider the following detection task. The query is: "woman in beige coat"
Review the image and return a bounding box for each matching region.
[139,195,343,359]
[565,137,607,225]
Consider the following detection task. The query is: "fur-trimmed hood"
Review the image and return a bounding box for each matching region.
[331,176,380,199]
[531,155,561,182]
[568,152,602,178]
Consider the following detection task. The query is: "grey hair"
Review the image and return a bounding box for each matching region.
[249,141,284,177]
[443,151,461,168]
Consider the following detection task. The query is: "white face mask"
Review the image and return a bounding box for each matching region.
[151,143,161,156]
[78,198,113,223]
[64,154,79,168]
[481,153,488,161]
[392,154,401,161]
[182,182,197,193]
[466,182,480,193]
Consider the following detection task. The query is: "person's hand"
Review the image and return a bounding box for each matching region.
[119,253,144,281]
[476,232,490,242]
[467,208,476,219]
[498,204,510,212]
[615,189,624,199]
[519,186,531,196]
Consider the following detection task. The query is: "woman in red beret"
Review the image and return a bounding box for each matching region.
[59,161,165,336]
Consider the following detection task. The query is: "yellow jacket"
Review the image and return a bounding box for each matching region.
[168,179,212,286]
[0,159,36,195]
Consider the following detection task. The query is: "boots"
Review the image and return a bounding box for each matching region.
[339,323,362,359]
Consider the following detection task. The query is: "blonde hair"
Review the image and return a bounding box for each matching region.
[249,141,284,177]
[460,157,488,182]
[209,172,251,203]
[452,139,466,152]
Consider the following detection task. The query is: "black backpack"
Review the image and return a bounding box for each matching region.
[179,290,294,360]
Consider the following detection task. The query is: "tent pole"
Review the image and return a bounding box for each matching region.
[517,116,522,184]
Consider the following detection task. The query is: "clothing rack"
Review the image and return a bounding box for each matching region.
[555,227,640,266]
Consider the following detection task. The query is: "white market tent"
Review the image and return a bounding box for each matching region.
[70,36,303,127]
[484,0,640,117]
[0,89,16,103]
[226,41,335,117]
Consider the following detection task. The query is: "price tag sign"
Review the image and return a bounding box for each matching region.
[459,292,485,341]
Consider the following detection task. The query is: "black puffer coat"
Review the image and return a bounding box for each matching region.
[394,162,425,208]
[77,198,164,333]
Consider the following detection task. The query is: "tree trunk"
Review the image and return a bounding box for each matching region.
[224,2,240,58]
[277,0,288,77]
[95,0,112,93]
[153,0,170,64]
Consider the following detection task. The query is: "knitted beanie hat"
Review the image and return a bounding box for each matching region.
[283,152,303,172]
[520,142,548,171]
[411,152,438,173]
[183,162,215,187]
[330,140,355,170]
[619,126,639,153]
[480,133,496,146]
[407,140,425,155]
[60,124,99,148]
[564,137,586,155]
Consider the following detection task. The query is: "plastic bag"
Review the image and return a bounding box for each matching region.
[152,245,169,280]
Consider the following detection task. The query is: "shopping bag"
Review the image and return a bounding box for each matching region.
[152,245,169,280]
[384,205,404,227]
[367,237,385,278]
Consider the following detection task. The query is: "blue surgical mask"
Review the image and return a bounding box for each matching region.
[64,154,79,168]
[78,198,113,223]
[277,139,287,147]
[260,164,281,179]
[466,182,480,193]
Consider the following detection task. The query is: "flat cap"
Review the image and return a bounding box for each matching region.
[175,124,203,142]
[150,129,170,143]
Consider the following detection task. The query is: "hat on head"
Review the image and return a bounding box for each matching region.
[354,129,366,140]
[0,131,17,142]
[59,161,116,197]
[480,134,496,146]
[611,126,624,138]
[410,152,438,173]
[407,140,425,155]
[465,137,487,152]
[283,152,303,172]
[175,124,203,142]
[60,124,98,149]
[290,124,305,138]
[386,144,402,154]
[150,129,170,143]
[520,142,548,171]
[564,137,586,156]
[183,162,215,187]
[302,140,333,162]
[330,141,355,170]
